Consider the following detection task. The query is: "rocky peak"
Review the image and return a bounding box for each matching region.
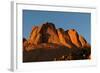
[67,29,82,48]
[28,23,90,49]
[28,22,60,45]
[57,28,73,48]
[79,35,90,48]
[23,22,91,62]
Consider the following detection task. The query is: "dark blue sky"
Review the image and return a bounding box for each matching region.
[23,10,91,44]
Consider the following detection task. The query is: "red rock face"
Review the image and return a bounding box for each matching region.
[68,29,82,48]
[28,26,39,44]
[79,35,91,48]
[23,22,91,62]
[28,22,60,45]
[57,28,75,48]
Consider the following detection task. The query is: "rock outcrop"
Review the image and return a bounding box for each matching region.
[28,22,60,45]
[23,22,91,62]
[68,29,82,48]
[79,35,90,48]
[57,28,76,48]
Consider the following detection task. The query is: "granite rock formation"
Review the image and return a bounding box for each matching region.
[23,22,91,62]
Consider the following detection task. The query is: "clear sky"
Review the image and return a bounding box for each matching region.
[23,10,91,44]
